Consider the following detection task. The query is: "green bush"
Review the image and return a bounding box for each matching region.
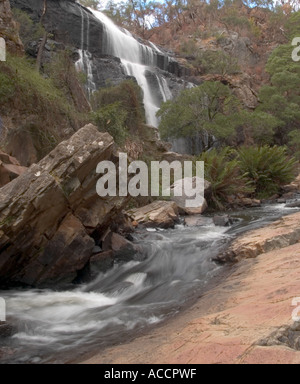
[92,80,145,135]
[93,102,128,145]
[198,148,251,209]
[238,146,297,198]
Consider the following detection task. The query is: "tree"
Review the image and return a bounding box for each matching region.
[158,82,241,150]
[258,42,300,145]
[195,50,240,76]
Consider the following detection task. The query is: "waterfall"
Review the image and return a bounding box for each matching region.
[75,6,96,97]
[90,9,173,127]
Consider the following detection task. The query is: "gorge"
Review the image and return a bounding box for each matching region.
[1,0,300,365]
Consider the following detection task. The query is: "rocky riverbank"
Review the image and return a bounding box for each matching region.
[83,212,300,364]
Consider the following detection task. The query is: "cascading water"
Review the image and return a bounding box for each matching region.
[89,10,173,127]
[75,6,96,96]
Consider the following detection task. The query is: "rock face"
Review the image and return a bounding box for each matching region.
[0,124,129,287]
[127,201,179,229]
[0,0,24,54]
[0,151,27,187]
[10,0,191,91]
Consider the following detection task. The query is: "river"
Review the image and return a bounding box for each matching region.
[0,203,299,364]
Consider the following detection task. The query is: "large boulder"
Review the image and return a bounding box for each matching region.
[169,177,211,215]
[0,124,129,286]
[103,232,138,262]
[127,201,179,229]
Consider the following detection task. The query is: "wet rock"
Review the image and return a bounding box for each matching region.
[286,201,300,208]
[184,215,213,227]
[237,198,261,208]
[92,246,102,254]
[281,192,296,201]
[0,322,13,338]
[281,177,300,194]
[213,215,233,227]
[127,201,179,229]
[90,251,114,275]
[103,232,137,262]
[277,198,286,204]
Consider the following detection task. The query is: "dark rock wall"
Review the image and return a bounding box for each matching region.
[10,0,191,90]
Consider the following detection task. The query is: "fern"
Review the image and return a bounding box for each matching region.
[238,146,297,198]
[198,148,252,209]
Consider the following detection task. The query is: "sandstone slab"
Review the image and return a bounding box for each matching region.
[215,212,300,263]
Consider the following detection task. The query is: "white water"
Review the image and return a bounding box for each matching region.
[1,203,300,363]
[75,6,96,96]
[90,9,172,127]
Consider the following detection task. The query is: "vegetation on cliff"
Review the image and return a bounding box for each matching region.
[1,0,299,204]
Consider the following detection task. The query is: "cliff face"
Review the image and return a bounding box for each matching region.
[0,0,23,54]
[10,0,191,89]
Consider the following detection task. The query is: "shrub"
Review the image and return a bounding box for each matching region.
[238,145,297,198]
[195,50,240,76]
[198,148,251,209]
[93,102,128,145]
[91,80,145,135]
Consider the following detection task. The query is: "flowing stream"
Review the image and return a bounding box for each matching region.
[0,203,299,364]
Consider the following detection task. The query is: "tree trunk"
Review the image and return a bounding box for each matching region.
[36,0,48,72]
[36,32,48,72]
